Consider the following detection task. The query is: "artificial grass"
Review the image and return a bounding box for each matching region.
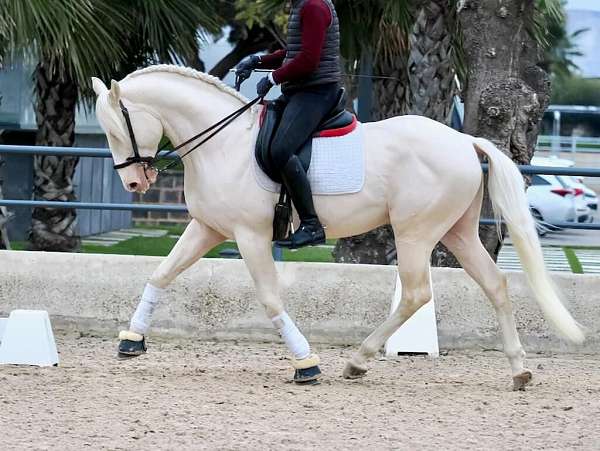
[563,247,584,274]
[82,235,333,261]
[8,230,334,262]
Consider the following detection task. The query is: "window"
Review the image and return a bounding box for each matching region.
[531,175,551,186]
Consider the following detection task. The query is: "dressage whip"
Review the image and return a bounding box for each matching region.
[229,68,403,82]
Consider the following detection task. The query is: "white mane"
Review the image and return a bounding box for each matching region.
[125,64,250,105]
[96,64,256,140]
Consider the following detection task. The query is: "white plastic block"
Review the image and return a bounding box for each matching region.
[0,310,59,366]
[0,317,7,342]
[384,273,440,358]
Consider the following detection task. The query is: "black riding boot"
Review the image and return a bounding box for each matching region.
[275,155,326,249]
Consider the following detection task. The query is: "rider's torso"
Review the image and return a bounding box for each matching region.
[282,0,341,94]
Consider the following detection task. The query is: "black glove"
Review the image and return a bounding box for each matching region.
[235,55,260,80]
[257,76,274,97]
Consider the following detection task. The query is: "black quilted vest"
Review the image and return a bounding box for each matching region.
[282,0,341,92]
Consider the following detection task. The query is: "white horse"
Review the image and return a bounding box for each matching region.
[92,65,584,389]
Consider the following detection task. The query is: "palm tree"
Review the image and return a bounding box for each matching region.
[0,0,219,251]
[457,0,561,261]
[335,0,568,266]
[333,0,459,265]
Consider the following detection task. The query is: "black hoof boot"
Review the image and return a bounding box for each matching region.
[117,331,147,359]
[293,365,322,384]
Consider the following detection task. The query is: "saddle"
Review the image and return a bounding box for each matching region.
[255,88,356,184]
[255,88,356,241]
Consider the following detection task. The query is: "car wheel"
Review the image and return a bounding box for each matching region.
[530,208,547,236]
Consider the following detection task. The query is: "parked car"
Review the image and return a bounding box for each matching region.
[526,173,577,231]
[531,156,596,223]
[559,175,596,222]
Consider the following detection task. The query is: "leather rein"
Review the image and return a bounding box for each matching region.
[114,96,262,173]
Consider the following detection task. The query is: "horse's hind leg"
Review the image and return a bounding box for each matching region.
[441,191,531,390]
[344,241,433,379]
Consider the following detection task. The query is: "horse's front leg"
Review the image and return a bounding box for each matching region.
[235,229,321,384]
[118,219,225,357]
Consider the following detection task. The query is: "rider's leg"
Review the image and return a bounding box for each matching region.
[118,219,225,356]
[235,227,321,382]
[270,84,339,248]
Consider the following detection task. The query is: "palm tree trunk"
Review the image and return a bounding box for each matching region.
[407,1,460,268]
[332,53,407,264]
[29,61,81,252]
[458,0,550,261]
[0,156,11,249]
[334,0,457,265]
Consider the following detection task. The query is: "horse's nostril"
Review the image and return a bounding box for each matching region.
[128,182,138,190]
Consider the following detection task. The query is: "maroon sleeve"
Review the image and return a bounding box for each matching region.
[272,0,332,84]
[259,49,287,69]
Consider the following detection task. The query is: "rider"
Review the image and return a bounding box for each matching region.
[236,0,341,249]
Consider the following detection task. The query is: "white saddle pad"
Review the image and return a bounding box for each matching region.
[253,123,365,195]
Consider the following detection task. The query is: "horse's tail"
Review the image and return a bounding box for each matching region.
[472,138,584,344]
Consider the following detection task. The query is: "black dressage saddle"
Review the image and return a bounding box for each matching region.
[255,88,355,184]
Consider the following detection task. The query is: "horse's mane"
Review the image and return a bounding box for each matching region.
[96,64,256,141]
[125,64,250,105]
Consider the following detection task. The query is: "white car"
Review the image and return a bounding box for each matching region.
[559,175,595,222]
[531,156,596,223]
[527,173,577,230]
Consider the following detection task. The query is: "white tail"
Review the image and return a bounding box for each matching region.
[473,138,584,344]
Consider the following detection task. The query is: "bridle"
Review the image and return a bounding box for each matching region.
[113,101,155,170]
[114,96,262,173]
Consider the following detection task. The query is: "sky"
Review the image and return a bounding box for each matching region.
[566,0,600,12]
[565,1,600,77]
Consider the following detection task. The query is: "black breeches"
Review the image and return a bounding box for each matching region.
[270,83,340,171]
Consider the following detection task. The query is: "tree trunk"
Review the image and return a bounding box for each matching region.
[332,51,407,264]
[29,61,81,252]
[334,0,457,265]
[0,154,11,250]
[458,0,551,260]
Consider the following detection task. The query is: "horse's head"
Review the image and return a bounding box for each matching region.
[92,77,163,193]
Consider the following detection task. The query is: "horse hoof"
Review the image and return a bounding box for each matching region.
[117,331,147,359]
[512,369,533,391]
[343,361,368,379]
[294,365,322,384]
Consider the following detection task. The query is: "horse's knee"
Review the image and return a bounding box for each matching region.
[397,285,432,317]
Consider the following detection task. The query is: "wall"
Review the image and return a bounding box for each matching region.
[133,170,189,226]
[0,251,598,353]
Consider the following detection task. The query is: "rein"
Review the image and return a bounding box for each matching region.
[115,96,262,173]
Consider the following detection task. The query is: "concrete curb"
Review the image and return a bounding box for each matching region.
[0,250,598,353]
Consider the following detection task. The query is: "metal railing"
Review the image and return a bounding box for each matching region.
[537,135,600,154]
[1,144,600,232]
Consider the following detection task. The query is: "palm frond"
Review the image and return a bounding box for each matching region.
[120,0,220,65]
[2,0,128,84]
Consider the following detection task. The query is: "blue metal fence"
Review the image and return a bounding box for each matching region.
[1,144,600,232]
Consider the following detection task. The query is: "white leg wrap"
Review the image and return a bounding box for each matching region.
[272,311,310,360]
[129,284,165,335]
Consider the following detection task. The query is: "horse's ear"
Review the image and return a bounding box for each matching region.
[91,77,108,96]
[109,79,121,106]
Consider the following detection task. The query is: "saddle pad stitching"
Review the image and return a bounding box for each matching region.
[253,123,364,196]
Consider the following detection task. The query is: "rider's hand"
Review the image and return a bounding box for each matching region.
[235,55,260,80]
[257,76,274,98]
